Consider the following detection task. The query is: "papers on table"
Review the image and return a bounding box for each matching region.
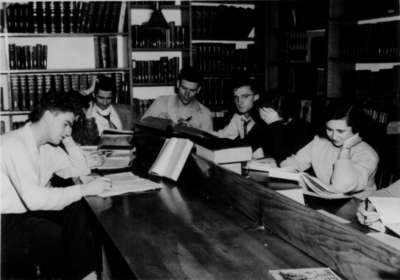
[81,172,161,197]
[269,267,342,280]
[368,197,400,237]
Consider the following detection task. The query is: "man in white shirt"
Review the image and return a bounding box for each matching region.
[212,77,266,156]
[1,91,111,279]
[142,66,213,131]
[86,75,123,135]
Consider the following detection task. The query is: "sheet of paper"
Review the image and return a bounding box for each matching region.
[269,267,342,280]
[81,173,161,197]
[368,197,400,225]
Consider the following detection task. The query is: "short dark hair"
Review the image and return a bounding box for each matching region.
[29,90,77,122]
[231,75,259,96]
[179,66,202,85]
[324,99,365,134]
[261,95,301,120]
[95,75,115,94]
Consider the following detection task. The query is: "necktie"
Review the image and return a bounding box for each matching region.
[102,113,117,129]
[243,118,251,137]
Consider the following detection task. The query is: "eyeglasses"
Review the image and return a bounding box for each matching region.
[234,94,254,102]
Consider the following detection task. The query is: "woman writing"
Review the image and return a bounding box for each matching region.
[280,100,379,198]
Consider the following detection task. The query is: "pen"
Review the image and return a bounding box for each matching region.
[365,199,369,211]
[185,116,192,122]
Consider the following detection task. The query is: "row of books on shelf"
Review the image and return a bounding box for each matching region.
[93,36,120,69]
[197,77,232,109]
[364,108,389,125]
[2,72,129,111]
[132,57,179,83]
[343,0,400,20]
[340,21,400,61]
[4,2,126,34]
[192,5,255,40]
[131,23,188,49]
[343,66,400,99]
[0,120,26,135]
[8,44,47,70]
[193,43,262,74]
[280,31,308,62]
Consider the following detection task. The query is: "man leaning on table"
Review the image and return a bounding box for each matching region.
[1,90,111,279]
[142,66,214,131]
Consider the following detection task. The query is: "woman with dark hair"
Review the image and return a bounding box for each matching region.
[259,95,313,164]
[280,100,379,197]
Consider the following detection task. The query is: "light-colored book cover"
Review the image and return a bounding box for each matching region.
[149,137,194,181]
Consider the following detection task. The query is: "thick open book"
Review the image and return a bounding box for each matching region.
[135,116,218,142]
[300,173,352,200]
[368,197,400,237]
[149,137,194,181]
[80,172,161,197]
[269,267,342,280]
[98,129,134,149]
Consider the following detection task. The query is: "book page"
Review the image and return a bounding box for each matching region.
[246,158,300,181]
[269,267,342,280]
[368,197,400,225]
[149,138,175,177]
[82,172,161,197]
[301,173,351,200]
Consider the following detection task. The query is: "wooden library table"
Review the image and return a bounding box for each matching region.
[86,168,322,280]
[85,131,400,280]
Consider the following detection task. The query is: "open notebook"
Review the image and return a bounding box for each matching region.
[81,172,161,197]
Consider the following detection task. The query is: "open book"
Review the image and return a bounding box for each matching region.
[368,197,400,237]
[300,173,352,200]
[98,129,134,149]
[149,137,194,181]
[245,158,301,182]
[80,172,161,197]
[135,116,218,141]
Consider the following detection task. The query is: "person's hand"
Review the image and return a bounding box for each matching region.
[343,133,362,149]
[86,151,106,168]
[356,200,379,226]
[177,117,193,127]
[62,136,77,148]
[259,107,281,125]
[81,177,112,196]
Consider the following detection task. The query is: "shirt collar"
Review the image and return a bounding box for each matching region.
[23,122,39,155]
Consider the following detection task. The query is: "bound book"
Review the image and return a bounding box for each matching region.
[269,267,342,280]
[300,173,352,200]
[195,143,252,164]
[81,145,132,170]
[98,129,134,149]
[149,137,194,181]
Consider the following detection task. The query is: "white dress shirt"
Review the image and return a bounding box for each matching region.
[87,102,122,135]
[215,113,255,140]
[1,124,91,213]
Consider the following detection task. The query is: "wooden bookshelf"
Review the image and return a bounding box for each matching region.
[0,1,131,134]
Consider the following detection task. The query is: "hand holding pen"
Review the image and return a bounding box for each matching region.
[356,199,379,226]
[177,116,193,127]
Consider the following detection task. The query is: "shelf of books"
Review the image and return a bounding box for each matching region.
[191,1,264,129]
[130,1,190,117]
[0,1,131,135]
[327,0,400,128]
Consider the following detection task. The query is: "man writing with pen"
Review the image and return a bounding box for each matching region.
[142,66,214,131]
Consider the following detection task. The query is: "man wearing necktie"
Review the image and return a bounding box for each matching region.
[86,75,122,135]
[212,76,266,157]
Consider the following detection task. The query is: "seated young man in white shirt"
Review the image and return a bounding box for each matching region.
[142,66,214,131]
[86,75,123,135]
[212,77,266,156]
[1,91,111,279]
